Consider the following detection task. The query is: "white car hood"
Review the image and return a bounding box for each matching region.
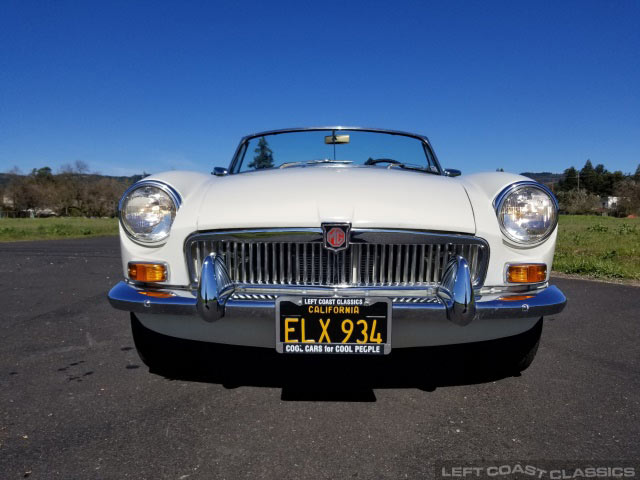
[197,166,476,234]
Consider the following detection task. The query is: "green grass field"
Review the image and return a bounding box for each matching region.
[1,215,638,281]
[0,217,119,242]
[554,215,640,280]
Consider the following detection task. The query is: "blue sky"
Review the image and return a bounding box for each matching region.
[1,0,638,176]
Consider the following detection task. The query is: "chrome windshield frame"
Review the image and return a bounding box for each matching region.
[227,126,443,175]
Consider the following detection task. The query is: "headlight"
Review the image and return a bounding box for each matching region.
[119,181,181,245]
[494,182,558,246]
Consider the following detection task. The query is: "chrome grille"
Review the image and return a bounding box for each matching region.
[186,230,488,287]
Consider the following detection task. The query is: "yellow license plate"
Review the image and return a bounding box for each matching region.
[276,297,391,355]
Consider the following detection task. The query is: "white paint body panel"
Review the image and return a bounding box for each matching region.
[117,165,558,347]
[198,167,476,232]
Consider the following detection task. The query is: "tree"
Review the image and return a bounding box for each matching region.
[580,159,595,192]
[248,137,274,169]
[53,172,78,216]
[83,177,125,217]
[634,164,640,182]
[33,166,53,179]
[555,189,600,214]
[74,160,89,174]
[5,163,131,217]
[603,170,625,197]
[558,167,578,191]
[614,179,640,217]
[589,163,607,196]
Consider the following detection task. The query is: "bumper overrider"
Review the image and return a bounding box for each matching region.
[108,255,567,347]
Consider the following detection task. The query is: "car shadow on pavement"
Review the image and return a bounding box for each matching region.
[149,339,519,402]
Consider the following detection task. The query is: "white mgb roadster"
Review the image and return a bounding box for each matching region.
[108,127,566,372]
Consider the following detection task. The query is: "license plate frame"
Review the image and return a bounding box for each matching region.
[275,296,392,355]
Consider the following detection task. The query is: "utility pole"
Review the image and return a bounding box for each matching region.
[577,171,580,191]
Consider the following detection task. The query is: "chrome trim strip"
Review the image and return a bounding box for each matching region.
[230,284,439,297]
[114,280,546,301]
[124,279,192,291]
[232,294,440,304]
[493,181,559,248]
[118,180,183,212]
[479,283,548,295]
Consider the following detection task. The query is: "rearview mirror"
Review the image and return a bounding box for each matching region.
[324,134,350,144]
[444,168,461,177]
[212,167,228,176]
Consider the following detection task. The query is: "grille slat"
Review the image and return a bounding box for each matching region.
[310,243,316,285]
[224,242,231,275]
[241,243,247,283]
[274,243,279,283]
[442,243,450,278]
[326,247,331,285]
[365,244,371,285]
[403,245,410,284]
[256,243,262,283]
[250,243,255,283]
[188,236,487,288]
[303,243,308,284]
[317,244,321,285]
[410,245,417,284]
[233,242,239,282]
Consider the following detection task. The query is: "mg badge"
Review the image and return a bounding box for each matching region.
[322,223,350,251]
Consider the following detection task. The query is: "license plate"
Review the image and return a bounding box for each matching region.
[276,297,391,355]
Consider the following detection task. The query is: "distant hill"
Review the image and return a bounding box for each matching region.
[0,172,145,187]
[0,173,18,187]
[519,171,563,185]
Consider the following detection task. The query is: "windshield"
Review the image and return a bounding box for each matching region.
[231,129,440,174]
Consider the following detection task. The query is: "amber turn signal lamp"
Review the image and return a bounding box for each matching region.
[128,262,167,282]
[137,291,174,298]
[506,264,547,283]
[498,295,535,302]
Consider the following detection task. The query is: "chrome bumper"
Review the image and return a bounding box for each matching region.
[108,281,567,322]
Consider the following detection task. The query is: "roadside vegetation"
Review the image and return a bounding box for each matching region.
[554,215,640,281]
[551,160,640,217]
[0,161,141,218]
[0,217,119,242]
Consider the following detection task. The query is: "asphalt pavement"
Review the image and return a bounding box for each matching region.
[1,237,639,479]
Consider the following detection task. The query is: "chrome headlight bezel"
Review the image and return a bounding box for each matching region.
[118,180,182,247]
[493,181,558,247]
